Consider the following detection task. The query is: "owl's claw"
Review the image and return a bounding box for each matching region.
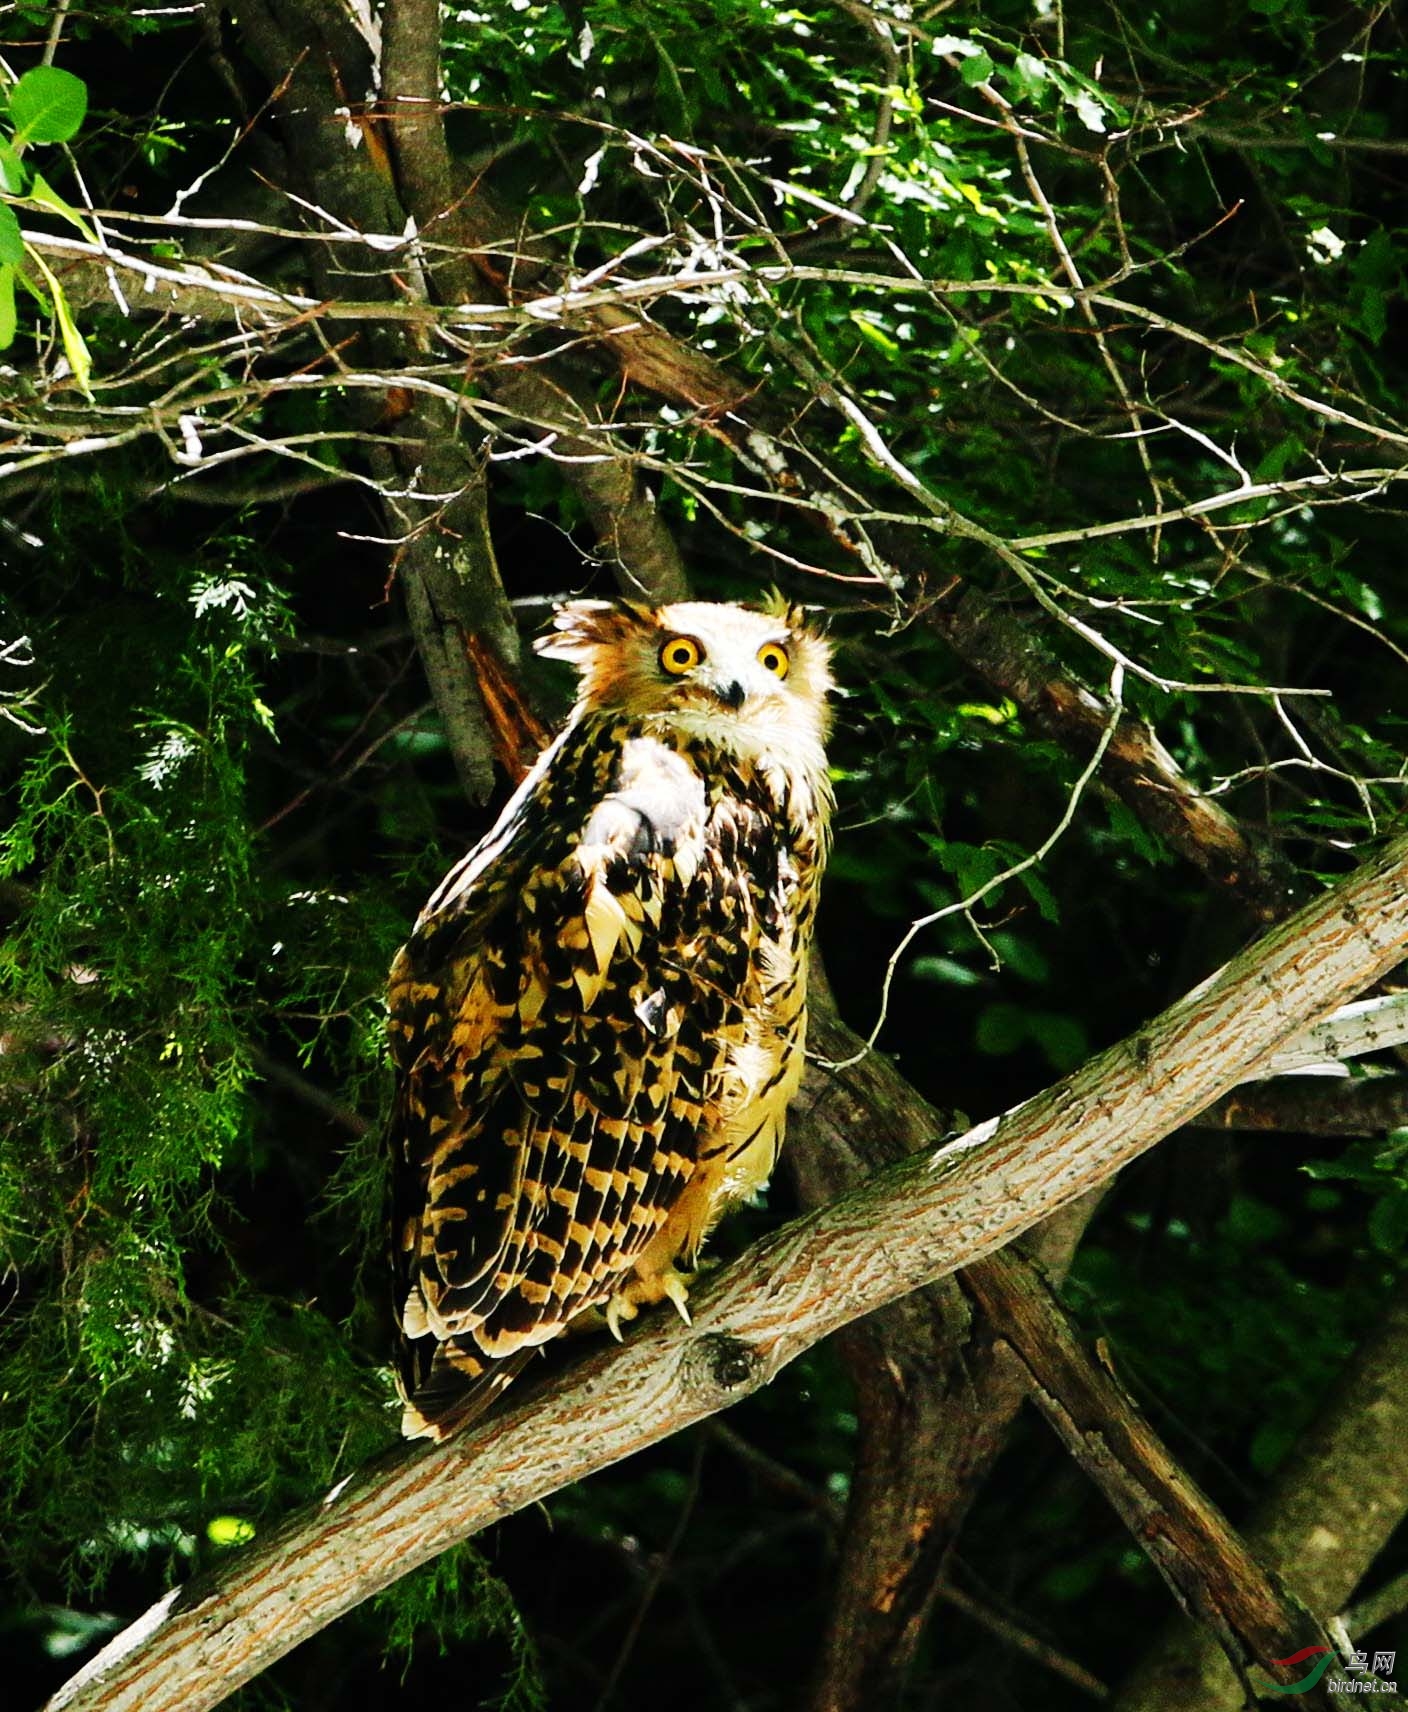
[604,1294,638,1342]
[602,1263,695,1339]
[660,1268,693,1326]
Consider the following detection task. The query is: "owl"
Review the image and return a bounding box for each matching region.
[387,597,834,1439]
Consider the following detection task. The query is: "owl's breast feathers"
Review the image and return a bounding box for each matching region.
[388,715,829,1438]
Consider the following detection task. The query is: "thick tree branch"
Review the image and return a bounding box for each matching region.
[965,1250,1360,1705]
[378,28,689,602]
[385,453,513,803]
[1113,1270,1408,1711]
[233,0,520,801]
[46,829,1408,1712]
[1193,1073,1408,1134]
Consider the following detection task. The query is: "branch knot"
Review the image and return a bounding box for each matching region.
[686,1333,762,1400]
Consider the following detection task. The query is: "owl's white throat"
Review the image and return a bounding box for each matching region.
[641,703,831,827]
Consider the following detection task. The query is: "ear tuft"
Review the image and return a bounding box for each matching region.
[757,587,823,640]
[535,600,649,664]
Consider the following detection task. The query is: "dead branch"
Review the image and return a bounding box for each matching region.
[1192,1075,1408,1135]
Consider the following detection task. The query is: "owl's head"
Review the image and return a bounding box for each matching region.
[536,596,833,772]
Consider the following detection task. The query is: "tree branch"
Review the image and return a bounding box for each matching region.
[45,827,1408,1712]
[1113,1270,1408,1711]
[15,202,1349,916]
[924,583,1299,923]
[378,25,689,602]
[232,0,519,803]
[1192,1074,1408,1135]
[965,1249,1355,1705]
[792,975,1101,1710]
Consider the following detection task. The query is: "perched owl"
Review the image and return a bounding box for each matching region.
[387,598,834,1439]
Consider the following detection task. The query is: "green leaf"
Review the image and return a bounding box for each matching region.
[1018,865,1061,925]
[207,1515,256,1547]
[1369,1188,1408,1256]
[9,65,88,146]
[1028,1010,1088,1072]
[25,171,97,243]
[1009,51,1048,102]
[975,1001,1028,1055]
[939,839,1002,901]
[0,199,23,266]
[25,245,92,397]
[1221,1195,1287,1246]
[0,264,16,350]
[960,51,995,87]
[14,263,49,314]
[910,954,983,988]
[849,312,899,356]
[0,136,28,195]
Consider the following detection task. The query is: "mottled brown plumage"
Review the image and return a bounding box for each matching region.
[388,598,833,1439]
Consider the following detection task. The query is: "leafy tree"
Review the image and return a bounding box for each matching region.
[2,2,1407,1709]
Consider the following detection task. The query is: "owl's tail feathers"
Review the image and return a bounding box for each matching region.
[399,1343,536,1442]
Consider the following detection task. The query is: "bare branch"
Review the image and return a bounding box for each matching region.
[1192,1075,1408,1136]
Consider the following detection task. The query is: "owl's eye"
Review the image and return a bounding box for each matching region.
[757,641,791,679]
[659,636,703,675]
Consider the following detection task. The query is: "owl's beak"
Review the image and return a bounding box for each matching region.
[712,679,746,710]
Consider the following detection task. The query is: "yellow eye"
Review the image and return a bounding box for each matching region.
[757,641,790,679]
[659,635,703,675]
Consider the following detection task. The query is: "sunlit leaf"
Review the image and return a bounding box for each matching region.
[9,65,88,146]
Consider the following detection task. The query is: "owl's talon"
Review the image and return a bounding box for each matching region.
[604,1294,638,1342]
[660,1268,694,1326]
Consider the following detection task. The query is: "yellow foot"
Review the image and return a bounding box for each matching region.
[602,1263,696,1339]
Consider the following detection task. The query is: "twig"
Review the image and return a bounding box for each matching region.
[591,1436,705,1712]
[42,0,71,65]
[826,660,1124,1066]
[937,1583,1110,1701]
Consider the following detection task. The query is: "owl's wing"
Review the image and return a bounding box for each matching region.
[389,736,758,1437]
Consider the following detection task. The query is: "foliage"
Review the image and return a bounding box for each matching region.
[0,63,92,379]
[1,1,1407,1708]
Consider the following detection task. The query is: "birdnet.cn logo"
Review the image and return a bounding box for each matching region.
[1267,1645,1397,1695]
